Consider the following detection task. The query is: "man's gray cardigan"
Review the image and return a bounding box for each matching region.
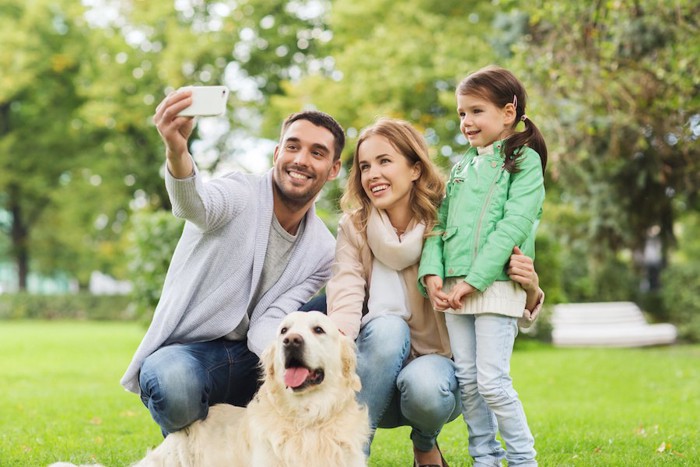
[121,165,335,394]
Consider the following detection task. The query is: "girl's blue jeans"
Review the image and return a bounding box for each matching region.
[445,312,537,467]
[355,315,462,453]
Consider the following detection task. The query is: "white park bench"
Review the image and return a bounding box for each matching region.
[551,301,677,347]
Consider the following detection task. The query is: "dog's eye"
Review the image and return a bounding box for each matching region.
[313,326,325,334]
[280,327,288,334]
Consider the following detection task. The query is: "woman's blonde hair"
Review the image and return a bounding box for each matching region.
[340,118,445,235]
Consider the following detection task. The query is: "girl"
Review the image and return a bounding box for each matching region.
[419,66,547,467]
[323,118,544,466]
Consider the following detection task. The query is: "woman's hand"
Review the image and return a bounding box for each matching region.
[507,246,539,293]
[508,246,543,312]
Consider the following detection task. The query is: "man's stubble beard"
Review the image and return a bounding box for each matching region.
[272,176,320,213]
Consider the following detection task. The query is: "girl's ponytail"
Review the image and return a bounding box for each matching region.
[457,65,548,175]
[504,116,547,175]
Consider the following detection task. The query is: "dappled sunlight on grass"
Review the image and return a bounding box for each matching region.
[1,322,697,466]
[370,341,699,466]
[0,321,162,466]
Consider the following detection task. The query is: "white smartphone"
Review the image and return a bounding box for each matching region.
[177,85,229,117]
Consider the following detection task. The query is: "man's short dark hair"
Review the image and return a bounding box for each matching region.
[280,110,346,161]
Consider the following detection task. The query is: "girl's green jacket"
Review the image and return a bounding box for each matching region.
[418,140,545,294]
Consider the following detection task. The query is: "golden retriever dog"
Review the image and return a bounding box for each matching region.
[134,311,369,467]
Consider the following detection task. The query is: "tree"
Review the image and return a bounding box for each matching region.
[264,0,699,304]
[0,0,92,289]
[0,0,337,289]
[259,0,518,229]
[263,0,505,159]
[510,0,700,271]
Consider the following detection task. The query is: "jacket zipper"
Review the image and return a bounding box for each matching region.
[472,163,506,260]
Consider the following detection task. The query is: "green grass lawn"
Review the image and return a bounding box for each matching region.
[1,321,698,466]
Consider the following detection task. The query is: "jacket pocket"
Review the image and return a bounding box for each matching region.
[443,225,471,274]
[441,226,458,241]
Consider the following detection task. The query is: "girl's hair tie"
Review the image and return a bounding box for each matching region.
[521,114,528,122]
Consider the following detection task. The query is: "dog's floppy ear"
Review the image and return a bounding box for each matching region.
[261,343,276,379]
[340,335,361,392]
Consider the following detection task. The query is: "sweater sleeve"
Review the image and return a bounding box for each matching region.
[466,149,545,291]
[165,160,250,232]
[247,265,332,356]
[326,216,369,340]
[247,222,335,356]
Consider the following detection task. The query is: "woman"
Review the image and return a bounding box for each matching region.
[319,118,543,466]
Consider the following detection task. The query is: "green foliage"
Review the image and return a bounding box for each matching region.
[661,263,700,342]
[534,199,640,327]
[559,248,639,304]
[3,321,699,465]
[126,210,184,324]
[264,0,504,166]
[511,0,700,261]
[0,292,132,320]
[532,231,564,304]
[1,0,698,329]
[670,210,700,263]
[0,0,92,287]
[660,211,700,341]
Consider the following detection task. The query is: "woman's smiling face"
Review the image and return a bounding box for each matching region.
[357,135,420,217]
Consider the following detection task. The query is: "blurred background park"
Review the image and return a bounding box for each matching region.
[0,0,699,464]
[1,0,698,338]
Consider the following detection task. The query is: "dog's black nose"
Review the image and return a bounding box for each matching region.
[283,333,304,348]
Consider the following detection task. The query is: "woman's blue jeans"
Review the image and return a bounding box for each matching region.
[356,315,462,453]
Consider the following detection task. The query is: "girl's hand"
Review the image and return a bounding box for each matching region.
[507,246,539,293]
[446,281,476,310]
[424,275,450,311]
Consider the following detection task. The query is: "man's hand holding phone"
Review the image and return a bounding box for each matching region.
[176,86,229,117]
[153,89,196,178]
[153,86,229,178]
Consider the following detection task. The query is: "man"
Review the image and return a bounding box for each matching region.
[121,88,343,435]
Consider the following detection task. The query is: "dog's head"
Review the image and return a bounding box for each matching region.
[262,311,360,396]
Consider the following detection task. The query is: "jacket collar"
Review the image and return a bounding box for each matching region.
[468,139,506,157]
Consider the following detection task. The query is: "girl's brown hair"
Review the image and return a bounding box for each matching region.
[457,65,547,174]
[340,118,445,235]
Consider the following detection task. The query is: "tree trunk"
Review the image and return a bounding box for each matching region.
[9,184,29,291]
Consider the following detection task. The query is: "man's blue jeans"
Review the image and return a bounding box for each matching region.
[138,297,325,435]
[138,338,261,435]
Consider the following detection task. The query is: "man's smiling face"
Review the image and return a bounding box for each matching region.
[272,119,340,208]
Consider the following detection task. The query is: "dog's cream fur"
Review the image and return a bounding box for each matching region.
[134,311,369,467]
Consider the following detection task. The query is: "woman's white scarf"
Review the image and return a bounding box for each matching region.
[363,208,426,326]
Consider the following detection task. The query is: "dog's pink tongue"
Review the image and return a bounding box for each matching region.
[284,367,310,388]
